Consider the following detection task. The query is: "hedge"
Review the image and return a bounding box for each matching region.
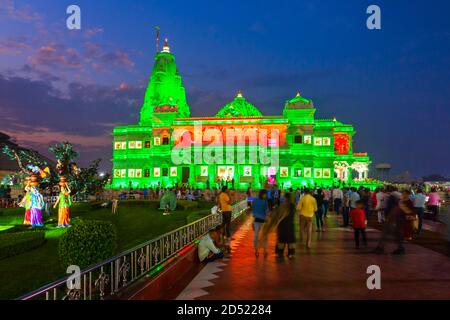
[58,220,117,269]
[0,231,46,260]
[177,200,200,211]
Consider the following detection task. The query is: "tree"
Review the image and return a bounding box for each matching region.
[2,141,109,196]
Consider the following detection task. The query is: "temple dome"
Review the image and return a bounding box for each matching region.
[284,91,314,109]
[215,91,263,118]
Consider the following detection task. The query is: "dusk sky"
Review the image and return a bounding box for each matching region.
[0,0,449,177]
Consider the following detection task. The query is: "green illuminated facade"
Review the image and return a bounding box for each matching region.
[112,40,373,190]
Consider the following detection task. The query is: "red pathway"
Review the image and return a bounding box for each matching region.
[177,214,450,300]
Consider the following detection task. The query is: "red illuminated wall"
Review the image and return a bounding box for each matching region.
[334,133,350,155]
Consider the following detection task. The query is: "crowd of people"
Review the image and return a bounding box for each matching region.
[198,184,445,262]
[115,184,225,202]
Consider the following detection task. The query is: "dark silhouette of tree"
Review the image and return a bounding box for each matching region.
[2,141,109,195]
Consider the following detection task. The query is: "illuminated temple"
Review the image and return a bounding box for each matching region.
[111,39,372,190]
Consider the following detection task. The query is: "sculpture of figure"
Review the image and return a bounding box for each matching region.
[53,177,72,227]
[19,176,32,225]
[28,175,44,228]
[112,198,118,214]
[160,188,177,214]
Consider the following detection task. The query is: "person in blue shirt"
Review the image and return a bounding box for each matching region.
[252,189,269,257]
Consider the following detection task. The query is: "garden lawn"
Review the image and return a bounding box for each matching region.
[0,200,212,299]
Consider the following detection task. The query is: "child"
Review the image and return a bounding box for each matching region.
[350,200,367,248]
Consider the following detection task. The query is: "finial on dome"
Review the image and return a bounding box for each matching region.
[162,38,170,53]
[296,91,301,97]
[236,90,243,98]
[333,117,337,121]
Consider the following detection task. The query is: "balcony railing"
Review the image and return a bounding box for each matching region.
[17,199,248,300]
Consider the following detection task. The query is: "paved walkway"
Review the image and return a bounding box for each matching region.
[177,213,450,300]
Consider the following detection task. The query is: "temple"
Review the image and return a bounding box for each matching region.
[111,39,373,190]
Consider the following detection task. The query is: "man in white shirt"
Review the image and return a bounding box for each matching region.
[412,188,427,233]
[349,187,360,209]
[198,227,223,263]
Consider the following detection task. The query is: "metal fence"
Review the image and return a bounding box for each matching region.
[17,199,248,300]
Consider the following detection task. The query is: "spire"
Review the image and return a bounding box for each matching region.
[296,91,301,97]
[155,26,160,53]
[162,38,170,53]
[236,89,243,98]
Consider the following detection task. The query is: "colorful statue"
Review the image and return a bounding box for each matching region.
[53,177,72,227]
[159,188,177,214]
[28,175,44,228]
[19,176,32,225]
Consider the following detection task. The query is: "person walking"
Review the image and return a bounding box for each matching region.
[322,188,330,218]
[314,188,325,232]
[359,188,370,220]
[373,186,405,255]
[412,188,426,233]
[350,200,368,248]
[427,187,440,221]
[252,190,269,257]
[400,190,415,240]
[375,188,386,223]
[342,188,351,227]
[218,186,232,248]
[332,187,343,215]
[349,188,360,210]
[275,192,296,258]
[297,188,318,249]
[267,186,274,210]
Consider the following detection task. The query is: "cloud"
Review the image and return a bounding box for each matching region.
[98,50,135,68]
[28,43,82,68]
[84,27,104,38]
[82,42,135,71]
[187,86,228,116]
[1,0,42,23]
[0,36,31,55]
[2,126,111,150]
[119,82,129,90]
[0,72,143,156]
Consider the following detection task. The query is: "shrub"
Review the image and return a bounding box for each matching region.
[0,231,46,260]
[177,200,200,211]
[58,220,117,269]
[0,207,25,217]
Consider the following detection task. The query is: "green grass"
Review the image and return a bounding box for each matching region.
[0,200,212,299]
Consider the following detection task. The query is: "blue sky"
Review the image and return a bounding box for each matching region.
[0,0,449,176]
